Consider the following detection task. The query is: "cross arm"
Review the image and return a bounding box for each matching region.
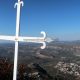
[0,35,15,41]
[0,35,46,42]
[0,35,46,49]
[18,37,45,42]
[18,31,46,49]
[0,32,46,49]
[18,36,46,49]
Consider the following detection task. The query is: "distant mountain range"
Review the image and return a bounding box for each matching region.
[48,40,80,45]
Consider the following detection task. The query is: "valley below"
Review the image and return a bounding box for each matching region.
[0,41,80,80]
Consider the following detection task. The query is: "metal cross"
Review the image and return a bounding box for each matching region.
[0,0,46,80]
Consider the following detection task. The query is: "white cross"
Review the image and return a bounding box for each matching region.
[0,0,46,80]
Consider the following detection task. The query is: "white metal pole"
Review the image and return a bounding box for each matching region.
[13,0,21,80]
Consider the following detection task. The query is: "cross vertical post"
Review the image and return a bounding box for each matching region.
[13,0,24,80]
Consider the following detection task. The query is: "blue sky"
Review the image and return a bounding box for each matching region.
[0,0,80,41]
